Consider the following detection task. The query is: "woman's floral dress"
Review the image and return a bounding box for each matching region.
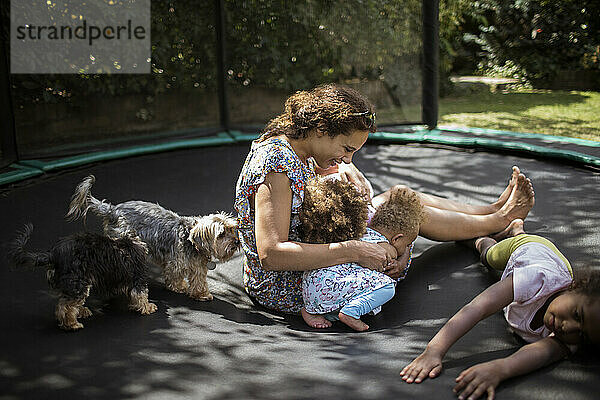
[235,137,315,313]
[234,136,415,314]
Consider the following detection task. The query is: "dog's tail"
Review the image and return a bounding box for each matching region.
[66,175,113,222]
[7,224,52,270]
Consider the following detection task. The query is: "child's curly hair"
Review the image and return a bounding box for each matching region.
[369,187,425,236]
[569,267,600,349]
[298,178,368,244]
[570,267,600,299]
[259,84,376,142]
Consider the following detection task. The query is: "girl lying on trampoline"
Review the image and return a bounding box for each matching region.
[234,84,535,328]
[298,178,424,331]
[401,219,600,400]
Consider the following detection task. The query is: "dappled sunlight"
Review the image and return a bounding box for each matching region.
[404,318,448,328]
[1,144,598,399]
[359,144,600,268]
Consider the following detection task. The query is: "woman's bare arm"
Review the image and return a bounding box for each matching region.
[254,172,390,271]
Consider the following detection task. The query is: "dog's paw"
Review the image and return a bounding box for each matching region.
[60,322,84,331]
[140,302,158,314]
[165,280,189,293]
[190,292,213,301]
[78,307,93,318]
[167,285,189,294]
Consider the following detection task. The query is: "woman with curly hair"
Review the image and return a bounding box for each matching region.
[299,178,425,331]
[234,84,534,326]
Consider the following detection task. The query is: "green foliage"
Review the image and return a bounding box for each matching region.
[223,0,421,91]
[11,1,218,105]
[438,0,489,95]
[439,0,600,88]
[478,0,599,84]
[11,0,424,105]
[10,1,599,107]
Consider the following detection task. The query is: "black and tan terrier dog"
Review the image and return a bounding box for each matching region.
[8,224,157,331]
[66,175,240,301]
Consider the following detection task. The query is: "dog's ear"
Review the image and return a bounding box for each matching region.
[218,212,238,236]
[189,218,221,255]
[188,224,203,253]
[213,221,225,239]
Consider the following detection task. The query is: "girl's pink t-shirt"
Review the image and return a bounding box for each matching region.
[500,242,573,343]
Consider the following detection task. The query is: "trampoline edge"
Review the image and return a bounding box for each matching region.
[370,128,600,168]
[1,127,599,188]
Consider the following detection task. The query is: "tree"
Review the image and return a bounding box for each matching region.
[476,0,599,85]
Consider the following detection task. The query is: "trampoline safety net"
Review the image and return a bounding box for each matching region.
[1,0,436,166]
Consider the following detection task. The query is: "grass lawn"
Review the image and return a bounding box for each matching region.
[438,90,600,142]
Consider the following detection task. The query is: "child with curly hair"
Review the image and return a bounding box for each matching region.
[401,219,600,400]
[298,178,425,331]
[235,84,533,325]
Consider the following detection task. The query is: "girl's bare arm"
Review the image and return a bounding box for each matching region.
[453,337,569,400]
[401,275,515,383]
[254,172,390,271]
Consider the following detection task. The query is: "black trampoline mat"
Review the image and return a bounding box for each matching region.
[1,143,599,400]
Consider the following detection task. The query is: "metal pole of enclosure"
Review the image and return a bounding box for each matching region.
[215,0,230,131]
[0,1,18,166]
[422,0,439,130]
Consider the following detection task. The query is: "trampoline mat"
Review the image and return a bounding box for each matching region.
[1,142,599,400]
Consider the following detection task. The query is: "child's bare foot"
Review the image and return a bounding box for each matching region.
[338,312,369,332]
[498,173,535,222]
[474,236,497,254]
[491,218,525,241]
[491,166,520,210]
[301,308,332,329]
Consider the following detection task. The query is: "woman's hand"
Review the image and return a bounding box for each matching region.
[453,360,505,400]
[349,240,390,272]
[400,348,444,383]
[337,162,373,199]
[384,245,411,279]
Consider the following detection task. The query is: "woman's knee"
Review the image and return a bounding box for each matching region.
[373,184,414,206]
[391,184,412,193]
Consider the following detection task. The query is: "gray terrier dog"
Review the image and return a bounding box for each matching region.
[66,175,240,301]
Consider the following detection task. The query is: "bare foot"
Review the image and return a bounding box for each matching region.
[474,236,498,254]
[498,173,535,222]
[338,312,369,332]
[301,308,332,329]
[491,218,525,241]
[78,306,93,318]
[491,166,520,210]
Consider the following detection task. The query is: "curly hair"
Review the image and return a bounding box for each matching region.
[569,267,600,349]
[570,267,600,299]
[258,84,376,142]
[368,187,425,237]
[298,178,368,244]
